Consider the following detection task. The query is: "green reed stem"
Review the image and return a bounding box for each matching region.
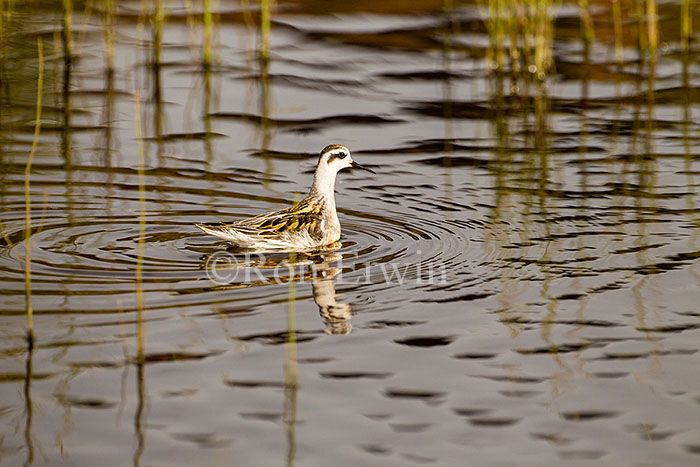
[286,192,300,386]
[682,51,690,163]
[23,333,34,466]
[75,0,94,56]
[577,0,594,50]
[286,273,297,384]
[63,0,73,63]
[203,0,213,68]
[203,65,214,162]
[612,0,623,66]
[134,90,147,362]
[636,0,648,57]
[518,0,532,75]
[646,0,657,56]
[484,0,552,83]
[496,0,506,72]
[153,0,164,68]
[260,0,271,61]
[0,0,7,169]
[137,0,148,33]
[284,211,298,466]
[507,0,520,76]
[133,356,145,467]
[681,0,691,53]
[259,17,272,181]
[103,0,115,73]
[183,0,197,59]
[0,0,7,61]
[25,37,43,341]
[534,0,551,81]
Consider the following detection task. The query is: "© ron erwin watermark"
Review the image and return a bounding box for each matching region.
[203,250,448,286]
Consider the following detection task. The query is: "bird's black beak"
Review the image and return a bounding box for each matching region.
[351,160,376,174]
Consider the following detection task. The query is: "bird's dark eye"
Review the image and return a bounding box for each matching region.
[326,150,348,164]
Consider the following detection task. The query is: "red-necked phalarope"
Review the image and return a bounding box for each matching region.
[196,144,375,250]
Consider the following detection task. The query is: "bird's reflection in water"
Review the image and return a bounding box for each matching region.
[201,242,352,334]
[312,264,352,335]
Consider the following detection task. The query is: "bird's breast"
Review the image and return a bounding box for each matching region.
[321,212,341,244]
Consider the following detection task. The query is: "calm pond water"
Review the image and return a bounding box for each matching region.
[2,0,700,465]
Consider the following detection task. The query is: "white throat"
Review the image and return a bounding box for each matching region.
[310,162,339,202]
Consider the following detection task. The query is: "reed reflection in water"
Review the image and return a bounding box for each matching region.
[0,0,700,465]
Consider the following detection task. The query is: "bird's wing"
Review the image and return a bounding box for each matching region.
[203,198,325,239]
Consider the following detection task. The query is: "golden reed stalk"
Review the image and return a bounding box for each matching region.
[134,90,147,361]
[25,37,43,341]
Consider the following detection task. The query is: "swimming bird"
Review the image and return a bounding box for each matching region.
[196,144,375,250]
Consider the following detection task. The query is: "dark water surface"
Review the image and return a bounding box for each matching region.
[2,0,700,465]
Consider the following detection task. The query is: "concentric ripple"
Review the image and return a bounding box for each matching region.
[0,163,483,316]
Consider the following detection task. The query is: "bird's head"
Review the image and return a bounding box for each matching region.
[318,144,375,175]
